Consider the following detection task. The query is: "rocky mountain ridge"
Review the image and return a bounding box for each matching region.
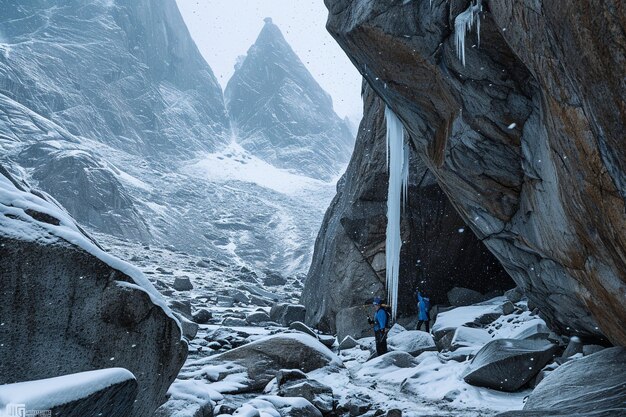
[0,1,353,275]
[226,18,354,181]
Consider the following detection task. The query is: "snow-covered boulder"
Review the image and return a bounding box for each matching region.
[432,303,504,341]
[270,303,306,326]
[246,311,271,324]
[339,336,359,350]
[204,333,342,392]
[463,339,559,392]
[387,330,436,357]
[0,170,186,417]
[234,396,322,417]
[192,309,212,324]
[495,347,626,416]
[222,317,248,327]
[450,327,492,351]
[0,368,136,417]
[278,379,335,414]
[154,379,221,417]
[318,334,336,348]
[356,351,418,380]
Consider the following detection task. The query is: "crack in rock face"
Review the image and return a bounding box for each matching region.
[325,0,626,345]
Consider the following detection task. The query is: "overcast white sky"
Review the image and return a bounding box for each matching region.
[175,0,363,122]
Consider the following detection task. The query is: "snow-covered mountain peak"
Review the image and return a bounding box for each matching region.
[225,19,354,182]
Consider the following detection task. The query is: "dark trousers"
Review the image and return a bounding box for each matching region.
[417,320,430,333]
[375,330,388,356]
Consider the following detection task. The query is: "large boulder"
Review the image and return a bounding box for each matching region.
[463,339,559,391]
[495,347,626,416]
[387,330,436,357]
[324,0,626,345]
[0,368,137,417]
[431,302,504,342]
[301,82,512,334]
[202,333,342,392]
[270,303,307,326]
[0,172,187,417]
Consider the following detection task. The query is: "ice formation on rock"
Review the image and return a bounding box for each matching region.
[385,107,409,320]
[455,0,483,65]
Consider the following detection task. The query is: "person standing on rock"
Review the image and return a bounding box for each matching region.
[368,296,388,356]
[416,288,431,333]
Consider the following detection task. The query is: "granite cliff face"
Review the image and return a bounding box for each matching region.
[302,82,512,333]
[324,0,626,345]
[226,18,354,181]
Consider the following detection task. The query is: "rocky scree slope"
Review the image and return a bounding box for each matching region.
[302,82,512,334]
[324,0,626,345]
[0,1,350,274]
[0,0,228,241]
[226,18,354,181]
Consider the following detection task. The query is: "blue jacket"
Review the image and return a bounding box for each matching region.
[374,308,387,331]
[417,292,430,321]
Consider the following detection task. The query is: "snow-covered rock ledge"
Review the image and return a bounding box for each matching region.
[0,368,136,417]
[0,167,187,417]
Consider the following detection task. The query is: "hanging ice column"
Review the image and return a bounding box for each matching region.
[385,107,410,320]
[455,0,483,66]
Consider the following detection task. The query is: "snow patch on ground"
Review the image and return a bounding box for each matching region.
[184,142,333,196]
[0,368,134,412]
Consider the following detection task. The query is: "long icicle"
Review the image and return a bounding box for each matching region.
[454,0,483,66]
[385,106,409,321]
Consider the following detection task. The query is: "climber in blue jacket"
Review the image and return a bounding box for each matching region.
[368,296,388,355]
[416,288,431,333]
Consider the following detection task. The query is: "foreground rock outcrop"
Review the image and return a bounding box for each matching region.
[302,82,512,333]
[324,0,626,345]
[0,368,138,417]
[463,339,558,391]
[495,347,626,416]
[0,169,187,417]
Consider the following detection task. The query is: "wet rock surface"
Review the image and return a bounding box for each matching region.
[302,83,512,334]
[323,0,626,345]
